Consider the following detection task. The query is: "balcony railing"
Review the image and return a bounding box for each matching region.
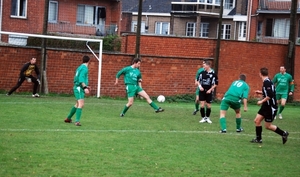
[258,0,300,10]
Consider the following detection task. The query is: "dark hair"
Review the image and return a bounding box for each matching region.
[82,55,90,63]
[204,60,211,66]
[132,57,141,64]
[260,67,268,76]
[239,74,246,81]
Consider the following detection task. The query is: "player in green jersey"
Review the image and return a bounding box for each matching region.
[272,66,295,119]
[115,58,164,117]
[64,56,91,126]
[219,74,249,133]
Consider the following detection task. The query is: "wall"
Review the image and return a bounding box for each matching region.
[0,35,299,101]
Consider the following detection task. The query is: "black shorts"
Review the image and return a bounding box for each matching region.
[258,105,278,122]
[199,91,213,103]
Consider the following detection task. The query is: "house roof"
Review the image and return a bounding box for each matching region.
[122,0,182,13]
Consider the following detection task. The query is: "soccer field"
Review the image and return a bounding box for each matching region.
[0,95,299,177]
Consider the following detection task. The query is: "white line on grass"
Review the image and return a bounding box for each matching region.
[0,129,299,140]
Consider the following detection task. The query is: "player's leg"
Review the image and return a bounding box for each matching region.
[138,89,164,113]
[278,94,287,119]
[65,86,80,123]
[250,113,264,143]
[30,76,40,97]
[199,91,206,122]
[204,93,213,123]
[120,85,135,117]
[73,87,86,126]
[193,88,200,115]
[231,101,242,132]
[7,76,26,95]
[219,99,230,132]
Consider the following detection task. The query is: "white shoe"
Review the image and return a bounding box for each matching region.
[279,114,282,119]
[274,116,276,120]
[206,117,212,124]
[32,93,40,97]
[199,118,206,123]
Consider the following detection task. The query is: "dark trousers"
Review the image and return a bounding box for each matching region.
[8,75,39,95]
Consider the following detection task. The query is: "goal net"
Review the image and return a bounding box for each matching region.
[0,31,103,98]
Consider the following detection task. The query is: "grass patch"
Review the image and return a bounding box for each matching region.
[0,94,300,176]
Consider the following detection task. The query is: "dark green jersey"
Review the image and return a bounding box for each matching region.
[223,80,249,102]
[272,72,294,94]
[74,64,89,87]
[116,66,141,85]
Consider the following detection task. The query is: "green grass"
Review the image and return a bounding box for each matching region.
[0,94,300,177]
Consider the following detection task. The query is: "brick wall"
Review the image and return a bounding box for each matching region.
[1,35,299,101]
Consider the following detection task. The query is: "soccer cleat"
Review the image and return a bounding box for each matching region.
[120,113,124,117]
[282,131,289,144]
[32,93,40,97]
[279,114,283,119]
[6,93,10,96]
[192,109,199,115]
[155,107,164,113]
[250,138,262,143]
[199,118,206,123]
[64,118,72,123]
[220,129,227,133]
[75,122,81,126]
[206,117,212,124]
[236,128,244,133]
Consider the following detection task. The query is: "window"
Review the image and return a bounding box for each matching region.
[131,21,146,33]
[238,22,246,40]
[200,23,209,38]
[186,22,196,37]
[11,0,27,18]
[266,18,290,38]
[274,19,290,38]
[224,0,234,9]
[48,1,58,23]
[221,24,231,39]
[76,5,106,25]
[155,22,169,35]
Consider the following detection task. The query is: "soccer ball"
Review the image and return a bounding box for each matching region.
[157,95,165,102]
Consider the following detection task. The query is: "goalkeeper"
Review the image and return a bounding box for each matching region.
[6,57,40,97]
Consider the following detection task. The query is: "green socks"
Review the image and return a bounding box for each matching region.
[150,102,159,110]
[219,117,226,130]
[122,105,130,114]
[195,103,199,111]
[279,106,284,114]
[67,106,77,119]
[236,118,242,129]
[75,108,82,122]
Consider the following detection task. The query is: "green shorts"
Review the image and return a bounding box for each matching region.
[220,98,241,111]
[276,93,288,100]
[126,84,143,97]
[73,86,85,100]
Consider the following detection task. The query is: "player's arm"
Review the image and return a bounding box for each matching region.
[243,98,248,112]
[289,79,295,95]
[115,67,127,85]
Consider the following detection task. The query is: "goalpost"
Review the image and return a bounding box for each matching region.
[0,31,103,98]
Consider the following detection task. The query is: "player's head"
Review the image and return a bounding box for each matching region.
[260,67,268,76]
[280,66,286,73]
[132,57,141,68]
[30,57,37,64]
[203,60,211,70]
[82,55,90,63]
[239,74,246,81]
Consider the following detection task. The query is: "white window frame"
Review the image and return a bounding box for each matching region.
[11,0,27,18]
[48,1,58,23]
[131,21,146,33]
[155,22,170,35]
[76,5,106,27]
[221,24,231,39]
[238,22,246,41]
[200,23,209,38]
[186,22,196,37]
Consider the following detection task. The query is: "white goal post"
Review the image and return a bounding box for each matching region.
[0,31,103,98]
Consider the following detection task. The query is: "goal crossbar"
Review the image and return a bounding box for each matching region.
[0,31,103,98]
